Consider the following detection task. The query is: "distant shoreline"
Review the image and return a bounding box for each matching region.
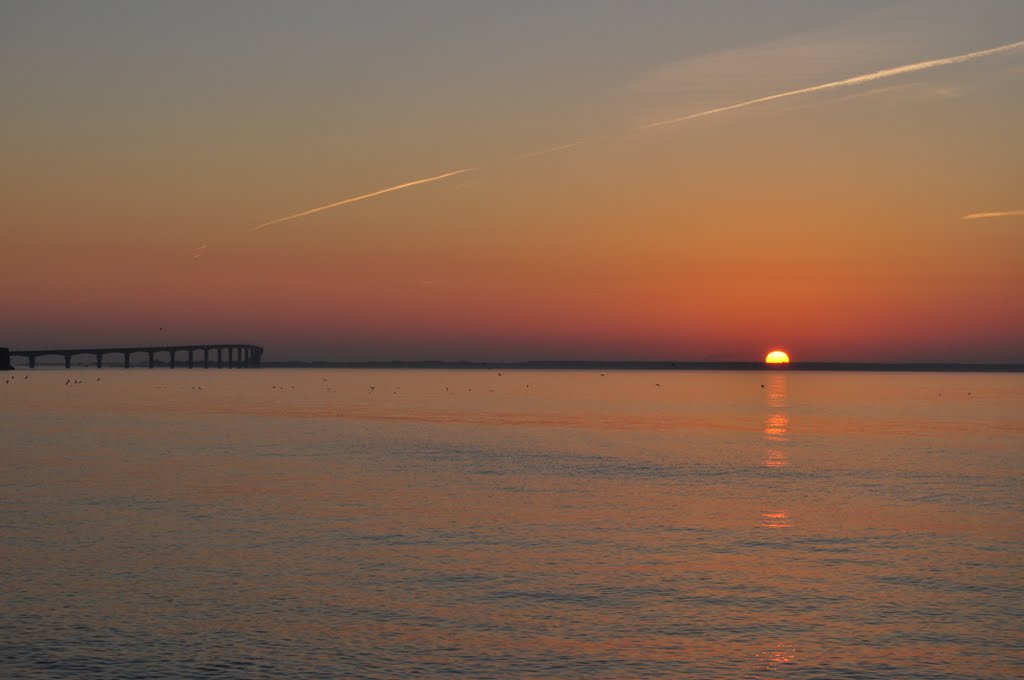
[11,359,1023,373]
[260,360,1024,373]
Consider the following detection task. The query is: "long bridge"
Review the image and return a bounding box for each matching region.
[1,344,263,370]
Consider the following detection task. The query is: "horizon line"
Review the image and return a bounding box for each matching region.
[257,359,1024,372]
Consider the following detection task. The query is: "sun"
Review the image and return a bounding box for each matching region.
[765,350,790,365]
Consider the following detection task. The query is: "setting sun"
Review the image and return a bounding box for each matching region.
[765,350,790,364]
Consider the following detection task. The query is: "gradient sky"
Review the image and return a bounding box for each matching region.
[2,0,1022,362]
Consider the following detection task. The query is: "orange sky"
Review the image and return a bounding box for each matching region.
[2,2,1022,361]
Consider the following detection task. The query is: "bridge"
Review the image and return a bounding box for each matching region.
[1,344,263,370]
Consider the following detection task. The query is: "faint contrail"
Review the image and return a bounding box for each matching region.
[641,39,1024,129]
[962,209,1024,220]
[517,141,586,160]
[253,168,474,231]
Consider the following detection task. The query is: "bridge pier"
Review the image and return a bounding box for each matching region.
[96,353,104,369]
[169,351,176,369]
[217,348,223,368]
[64,354,71,369]
[29,356,36,369]
[187,349,194,369]
[148,351,155,368]
[123,352,131,369]
[204,348,210,369]
[1,348,11,371]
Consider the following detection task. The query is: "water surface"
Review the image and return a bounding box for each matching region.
[2,369,1021,678]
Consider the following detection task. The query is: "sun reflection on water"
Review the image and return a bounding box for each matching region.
[762,448,787,468]
[755,642,797,677]
[766,374,788,409]
[756,372,797,669]
[759,374,793,525]
[762,374,789,468]
[759,510,794,529]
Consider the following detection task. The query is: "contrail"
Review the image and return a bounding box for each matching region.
[517,141,586,160]
[253,168,474,231]
[962,209,1024,220]
[641,39,1024,129]
[248,39,1022,230]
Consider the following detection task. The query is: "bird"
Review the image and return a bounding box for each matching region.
[761,384,765,388]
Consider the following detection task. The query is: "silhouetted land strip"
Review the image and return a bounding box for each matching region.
[262,360,1024,372]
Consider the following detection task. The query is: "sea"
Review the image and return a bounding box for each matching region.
[1,368,1021,679]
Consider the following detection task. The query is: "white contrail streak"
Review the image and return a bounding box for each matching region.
[641,39,1024,129]
[253,168,474,231]
[962,209,1024,220]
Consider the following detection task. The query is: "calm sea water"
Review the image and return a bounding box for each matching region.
[1,368,1021,679]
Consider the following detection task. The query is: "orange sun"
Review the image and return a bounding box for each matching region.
[765,350,790,365]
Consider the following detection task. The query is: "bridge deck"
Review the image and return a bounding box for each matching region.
[4,344,263,369]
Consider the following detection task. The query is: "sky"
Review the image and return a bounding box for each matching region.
[2,0,1022,362]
